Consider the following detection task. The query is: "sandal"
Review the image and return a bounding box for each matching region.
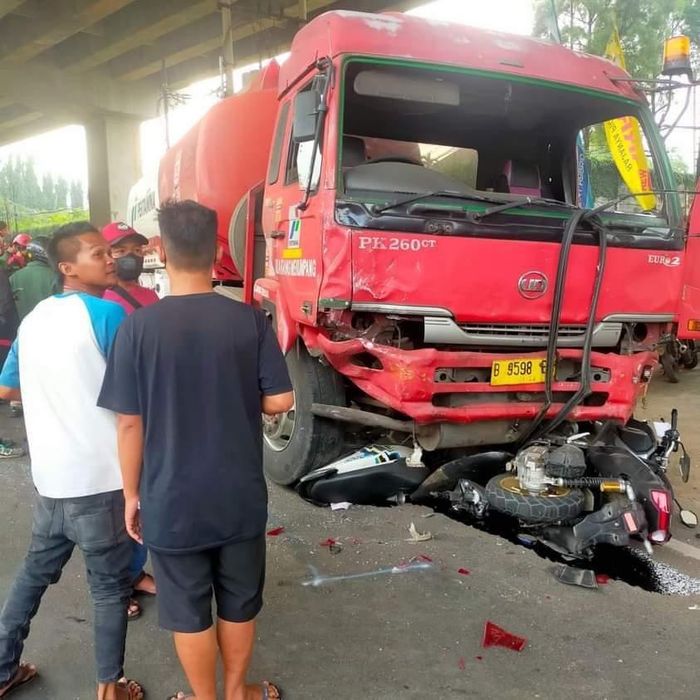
[261,681,283,699]
[127,598,142,621]
[0,662,38,698]
[132,572,156,597]
[117,677,144,700]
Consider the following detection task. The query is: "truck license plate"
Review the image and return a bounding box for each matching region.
[490,358,548,386]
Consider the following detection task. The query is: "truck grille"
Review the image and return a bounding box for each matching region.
[459,323,586,339]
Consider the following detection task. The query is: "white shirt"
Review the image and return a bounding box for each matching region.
[0,293,126,498]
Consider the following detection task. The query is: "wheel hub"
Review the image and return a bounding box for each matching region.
[500,475,571,498]
[263,404,296,452]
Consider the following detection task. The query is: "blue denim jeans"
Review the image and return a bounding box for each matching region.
[0,490,132,685]
[129,541,148,585]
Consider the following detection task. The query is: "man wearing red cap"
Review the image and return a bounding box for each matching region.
[102,222,159,618]
[102,223,159,315]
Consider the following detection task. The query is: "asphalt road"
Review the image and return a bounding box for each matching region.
[0,371,699,699]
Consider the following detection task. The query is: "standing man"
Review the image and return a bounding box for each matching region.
[99,200,292,700]
[0,264,23,458]
[0,221,144,700]
[102,222,159,314]
[9,237,57,321]
[102,221,159,619]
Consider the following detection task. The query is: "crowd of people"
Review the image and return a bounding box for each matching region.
[0,202,292,700]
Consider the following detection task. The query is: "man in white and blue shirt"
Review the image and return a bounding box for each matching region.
[0,222,144,700]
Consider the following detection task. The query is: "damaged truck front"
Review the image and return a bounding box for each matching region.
[144,10,699,557]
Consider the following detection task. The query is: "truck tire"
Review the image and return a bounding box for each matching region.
[485,474,584,523]
[661,351,680,383]
[263,347,346,485]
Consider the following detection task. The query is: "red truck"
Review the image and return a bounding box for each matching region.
[128,10,699,555]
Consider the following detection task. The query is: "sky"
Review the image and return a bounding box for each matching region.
[0,0,535,191]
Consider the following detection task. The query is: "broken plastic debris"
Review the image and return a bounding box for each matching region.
[481,621,527,652]
[688,604,700,610]
[331,502,351,511]
[458,657,466,671]
[516,533,537,548]
[406,522,432,542]
[319,537,343,554]
[595,573,610,585]
[417,554,433,563]
[457,567,470,576]
[302,561,432,587]
[554,564,598,589]
[266,527,285,537]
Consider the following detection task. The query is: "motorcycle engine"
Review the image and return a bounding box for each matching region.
[511,445,551,494]
[511,443,587,494]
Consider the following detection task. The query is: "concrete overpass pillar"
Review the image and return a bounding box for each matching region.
[85,115,141,226]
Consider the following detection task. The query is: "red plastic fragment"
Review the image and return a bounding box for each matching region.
[595,573,610,585]
[457,567,471,576]
[418,554,433,562]
[266,527,285,537]
[481,621,527,652]
[319,538,337,547]
[475,655,483,661]
[458,657,466,670]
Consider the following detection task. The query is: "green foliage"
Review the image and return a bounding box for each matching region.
[14,209,89,238]
[533,0,700,79]
[0,156,87,235]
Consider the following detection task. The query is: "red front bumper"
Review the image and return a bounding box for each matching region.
[308,331,655,425]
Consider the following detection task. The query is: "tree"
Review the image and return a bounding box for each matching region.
[55,177,69,209]
[41,172,55,210]
[533,0,698,80]
[70,180,84,209]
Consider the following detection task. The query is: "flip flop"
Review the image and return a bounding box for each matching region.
[262,681,283,699]
[127,598,142,621]
[0,663,38,698]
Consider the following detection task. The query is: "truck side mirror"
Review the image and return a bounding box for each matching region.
[292,89,320,144]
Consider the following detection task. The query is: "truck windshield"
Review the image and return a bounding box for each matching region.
[337,60,681,245]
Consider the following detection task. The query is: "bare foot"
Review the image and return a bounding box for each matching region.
[133,572,156,596]
[115,678,144,700]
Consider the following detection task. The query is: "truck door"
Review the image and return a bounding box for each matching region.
[262,81,326,333]
[678,179,700,340]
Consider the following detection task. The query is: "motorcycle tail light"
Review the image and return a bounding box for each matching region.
[649,489,672,542]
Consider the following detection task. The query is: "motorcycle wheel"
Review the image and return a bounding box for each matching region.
[485,474,585,523]
[661,351,680,383]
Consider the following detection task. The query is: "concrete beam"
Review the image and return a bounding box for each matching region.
[0,0,24,20]
[85,115,141,225]
[111,0,422,84]
[0,60,158,121]
[0,110,42,131]
[0,0,136,65]
[112,0,339,82]
[0,116,73,148]
[63,0,218,73]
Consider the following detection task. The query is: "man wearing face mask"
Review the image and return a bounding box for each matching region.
[102,222,159,619]
[102,223,159,315]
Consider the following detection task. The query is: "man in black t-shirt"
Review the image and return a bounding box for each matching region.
[98,200,292,700]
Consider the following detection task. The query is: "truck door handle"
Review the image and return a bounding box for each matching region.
[269,230,285,239]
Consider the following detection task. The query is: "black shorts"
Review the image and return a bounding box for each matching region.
[149,534,266,633]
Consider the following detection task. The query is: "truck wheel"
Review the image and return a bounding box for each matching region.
[263,347,346,485]
[485,474,584,523]
[661,351,680,383]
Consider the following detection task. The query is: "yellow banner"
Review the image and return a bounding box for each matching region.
[603,30,656,211]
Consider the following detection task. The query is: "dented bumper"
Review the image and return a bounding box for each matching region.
[309,331,656,426]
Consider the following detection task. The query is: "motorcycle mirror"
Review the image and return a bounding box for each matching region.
[679,446,691,483]
[679,509,698,528]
